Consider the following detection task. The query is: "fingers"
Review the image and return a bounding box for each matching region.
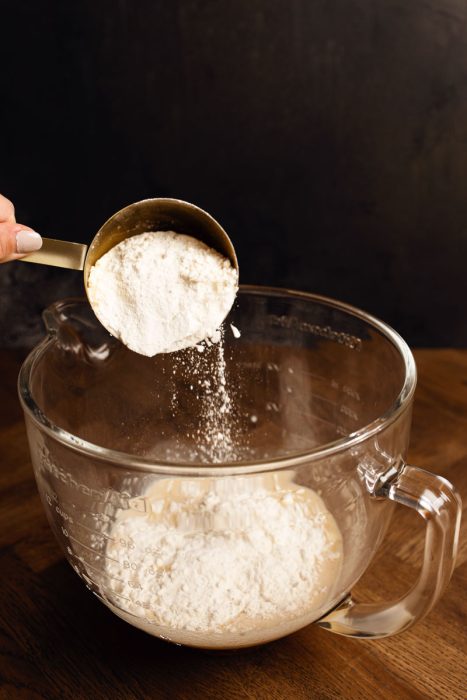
[0,194,16,223]
[0,194,42,263]
[0,222,42,263]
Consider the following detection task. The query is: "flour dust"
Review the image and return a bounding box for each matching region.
[170,327,241,463]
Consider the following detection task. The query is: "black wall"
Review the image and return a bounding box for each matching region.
[1,0,467,348]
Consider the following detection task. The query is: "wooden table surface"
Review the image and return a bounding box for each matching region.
[0,348,466,700]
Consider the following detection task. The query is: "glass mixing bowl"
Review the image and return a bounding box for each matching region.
[18,287,461,649]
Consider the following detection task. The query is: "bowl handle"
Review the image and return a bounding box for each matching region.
[315,464,462,638]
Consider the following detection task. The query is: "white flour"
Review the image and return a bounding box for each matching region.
[172,335,240,463]
[198,339,235,462]
[104,475,343,646]
[87,231,238,356]
[86,227,343,648]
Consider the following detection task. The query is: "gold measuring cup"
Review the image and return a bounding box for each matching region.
[20,198,239,286]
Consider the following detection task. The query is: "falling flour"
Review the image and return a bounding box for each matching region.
[103,475,343,648]
[87,231,238,356]
[85,225,344,648]
[171,334,239,464]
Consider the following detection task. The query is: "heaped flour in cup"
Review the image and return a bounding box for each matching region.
[87,231,238,356]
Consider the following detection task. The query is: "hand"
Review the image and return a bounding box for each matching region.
[0,194,42,263]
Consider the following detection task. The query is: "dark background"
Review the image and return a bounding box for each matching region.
[1,0,466,348]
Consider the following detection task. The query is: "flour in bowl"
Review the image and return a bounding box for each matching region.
[103,474,343,648]
[87,231,238,356]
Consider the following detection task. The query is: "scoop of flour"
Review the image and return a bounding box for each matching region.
[87,231,238,356]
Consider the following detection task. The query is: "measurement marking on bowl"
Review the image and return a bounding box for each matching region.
[293,368,361,390]
[78,511,112,524]
[66,532,120,564]
[291,410,339,428]
[309,393,340,408]
[50,499,118,541]
[68,550,131,591]
[342,385,361,401]
[59,500,113,524]
[72,518,117,542]
[292,369,328,383]
[266,362,280,371]
[339,405,359,420]
[104,589,134,604]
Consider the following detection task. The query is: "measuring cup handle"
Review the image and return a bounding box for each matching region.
[18,237,88,270]
[316,464,462,638]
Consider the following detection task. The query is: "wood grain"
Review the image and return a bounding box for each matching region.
[0,348,465,700]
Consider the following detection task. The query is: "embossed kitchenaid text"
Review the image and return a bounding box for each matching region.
[38,445,147,512]
[269,314,362,350]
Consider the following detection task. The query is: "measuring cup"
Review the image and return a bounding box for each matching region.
[18,287,461,649]
[20,196,239,282]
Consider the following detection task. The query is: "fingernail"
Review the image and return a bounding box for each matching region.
[16,230,43,253]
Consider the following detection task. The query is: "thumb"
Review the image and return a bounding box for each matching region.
[0,222,42,263]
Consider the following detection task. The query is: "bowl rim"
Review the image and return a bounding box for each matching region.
[18,285,417,476]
